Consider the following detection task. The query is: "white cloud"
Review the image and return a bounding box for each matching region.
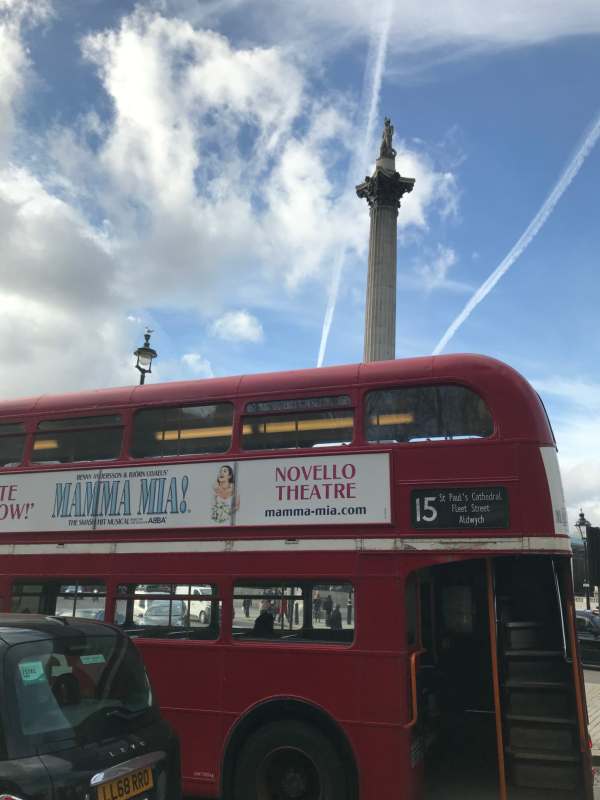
[412,245,472,292]
[563,456,600,532]
[186,0,600,56]
[73,10,329,306]
[533,376,600,528]
[181,352,213,376]
[0,167,116,309]
[534,377,600,414]
[0,4,461,399]
[73,9,457,298]
[81,10,305,210]
[396,147,458,229]
[0,164,138,398]
[210,310,264,343]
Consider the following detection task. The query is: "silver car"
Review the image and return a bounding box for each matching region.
[141,599,187,627]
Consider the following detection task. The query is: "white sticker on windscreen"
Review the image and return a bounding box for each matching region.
[81,654,106,665]
[18,660,45,683]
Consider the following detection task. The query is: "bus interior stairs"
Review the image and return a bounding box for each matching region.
[424,557,588,800]
[497,557,585,799]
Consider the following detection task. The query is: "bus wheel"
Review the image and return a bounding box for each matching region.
[233,720,346,800]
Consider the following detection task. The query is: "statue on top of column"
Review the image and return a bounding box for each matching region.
[379,117,396,159]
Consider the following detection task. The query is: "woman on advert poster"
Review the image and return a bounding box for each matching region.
[211,465,239,524]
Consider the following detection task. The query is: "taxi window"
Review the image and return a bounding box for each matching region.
[8,635,153,745]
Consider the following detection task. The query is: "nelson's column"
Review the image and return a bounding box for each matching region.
[356,118,415,362]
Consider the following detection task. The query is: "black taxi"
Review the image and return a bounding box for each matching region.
[0,614,180,800]
[575,609,600,668]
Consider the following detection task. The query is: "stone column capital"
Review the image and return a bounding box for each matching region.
[356,168,415,211]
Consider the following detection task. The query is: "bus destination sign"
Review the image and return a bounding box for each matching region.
[411,487,509,531]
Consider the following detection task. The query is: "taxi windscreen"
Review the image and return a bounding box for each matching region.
[6,632,154,745]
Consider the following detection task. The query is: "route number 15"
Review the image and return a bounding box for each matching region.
[415,496,438,523]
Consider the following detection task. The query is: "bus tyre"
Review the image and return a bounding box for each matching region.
[233,720,347,800]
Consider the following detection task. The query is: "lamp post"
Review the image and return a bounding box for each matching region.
[134,330,157,385]
[575,510,591,610]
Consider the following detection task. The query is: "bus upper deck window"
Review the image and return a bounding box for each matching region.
[32,415,122,464]
[0,422,25,467]
[365,385,493,444]
[242,395,354,451]
[132,404,233,458]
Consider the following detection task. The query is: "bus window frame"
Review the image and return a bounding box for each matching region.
[359,380,497,447]
[10,579,107,618]
[131,402,235,460]
[29,411,125,466]
[240,393,357,452]
[113,582,222,640]
[231,579,356,646]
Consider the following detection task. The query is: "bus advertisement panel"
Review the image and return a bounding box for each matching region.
[0,453,390,533]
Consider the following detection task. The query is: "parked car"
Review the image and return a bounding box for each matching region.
[575,610,600,667]
[0,614,181,798]
[140,599,187,627]
[189,585,212,624]
[56,607,105,620]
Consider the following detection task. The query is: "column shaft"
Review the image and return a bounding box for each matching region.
[363,205,398,362]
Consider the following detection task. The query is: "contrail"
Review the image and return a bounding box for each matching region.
[433,110,600,355]
[316,0,393,368]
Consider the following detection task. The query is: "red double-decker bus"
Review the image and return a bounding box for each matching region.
[0,354,592,799]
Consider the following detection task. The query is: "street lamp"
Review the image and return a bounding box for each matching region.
[134,329,157,385]
[575,510,592,610]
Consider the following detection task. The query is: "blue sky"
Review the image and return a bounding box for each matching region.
[1,0,600,528]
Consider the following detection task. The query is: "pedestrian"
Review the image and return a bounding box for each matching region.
[243,597,252,617]
[329,603,342,630]
[261,597,275,617]
[253,609,274,637]
[313,591,322,622]
[323,594,333,626]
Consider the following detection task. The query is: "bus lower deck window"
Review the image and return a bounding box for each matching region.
[233,582,354,644]
[114,583,220,639]
[11,581,106,620]
[365,384,493,443]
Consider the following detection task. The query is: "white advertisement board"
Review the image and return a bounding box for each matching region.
[0,453,390,533]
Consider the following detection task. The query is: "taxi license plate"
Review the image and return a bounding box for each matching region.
[97,767,154,800]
